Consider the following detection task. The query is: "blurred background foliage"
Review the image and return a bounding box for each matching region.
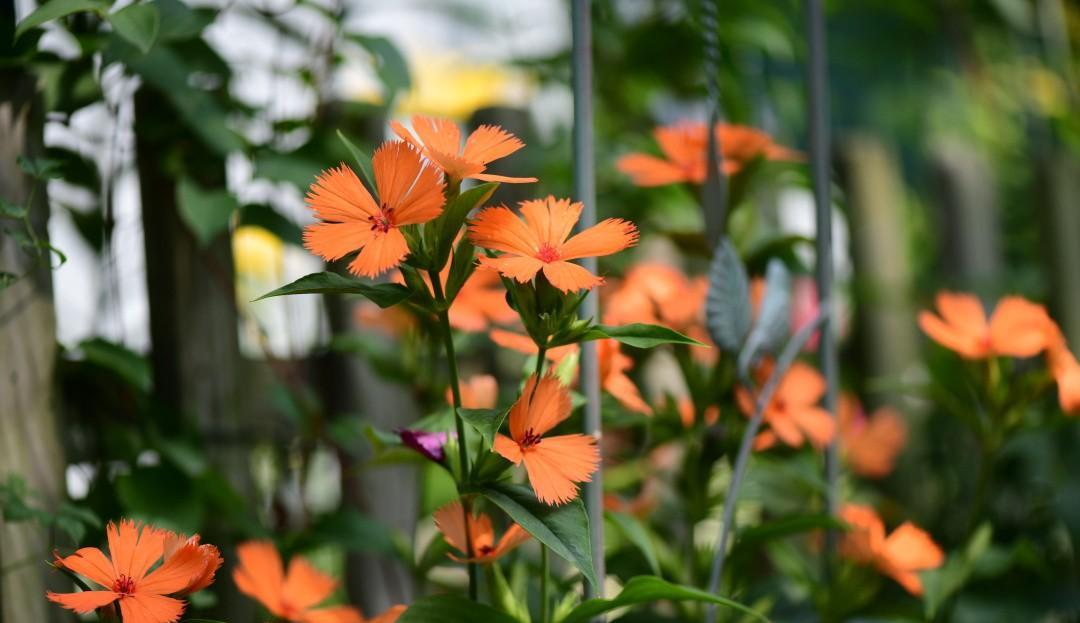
[2,0,1079,621]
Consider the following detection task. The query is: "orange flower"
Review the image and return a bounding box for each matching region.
[469,196,639,292]
[603,479,659,519]
[839,504,944,596]
[433,500,531,563]
[489,328,579,363]
[162,532,223,595]
[493,374,601,505]
[677,397,720,428]
[1044,324,1080,414]
[603,263,707,332]
[918,292,1053,359]
[598,339,652,415]
[304,141,445,278]
[391,115,537,183]
[449,374,498,409]
[737,361,836,450]
[234,541,401,623]
[617,122,800,187]
[446,269,518,331]
[47,519,212,623]
[838,394,906,478]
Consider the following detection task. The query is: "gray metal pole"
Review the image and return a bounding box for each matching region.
[805,0,840,539]
[571,0,605,602]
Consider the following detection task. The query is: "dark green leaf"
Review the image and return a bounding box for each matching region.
[565,323,706,349]
[108,3,160,54]
[176,177,236,246]
[737,258,790,376]
[732,514,845,555]
[444,236,476,301]
[606,511,661,575]
[0,272,17,290]
[431,183,497,269]
[152,0,213,41]
[78,337,152,392]
[458,407,506,450]
[336,130,375,189]
[14,0,108,39]
[467,481,597,588]
[16,155,64,180]
[256,272,411,307]
[399,595,519,623]
[922,523,993,619]
[705,237,751,351]
[558,576,770,623]
[349,34,412,102]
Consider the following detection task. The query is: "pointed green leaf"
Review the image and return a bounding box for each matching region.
[108,2,160,54]
[348,34,412,103]
[399,595,518,623]
[256,272,411,307]
[558,576,770,623]
[561,323,706,349]
[336,130,375,189]
[14,0,108,39]
[176,177,236,246]
[458,407,506,450]
[606,511,660,575]
[431,183,498,269]
[467,481,598,589]
[706,237,751,351]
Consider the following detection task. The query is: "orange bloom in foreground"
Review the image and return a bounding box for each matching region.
[918,292,1052,359]
[304,141,445,278]
[737,361,836,450]
[617,122,800,187]
[469,196,639,292]
[391,115,537,183]
[838,394,907,478]
[449,374,498,409]
[493,374,601,505]
[47,520,213,623]
[434,500,531,563]
[839,504,944,596]
[234,541,403,623]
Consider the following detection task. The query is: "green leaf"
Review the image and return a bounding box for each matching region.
[458,408,506,451]
[152,0,213,41]
[606,511,660,575]
[16,155,64,180]
[336,130,375,189]
[399,594,519,623]
[349,34,412,103]
[0,272,18,290]
[176,177,236,246]
[78,337,152,393]
[431,183,497,269]
[565,323,706,349]
[706,237,751,352]
[467,481,598,589]
[557,576,770,623]
[922,523,993,619]
[0,199,27,219]
[737,258,791,376]
[14,0,108,39]
[108,3,160,54]
[256,272,411,307]
[731,514,846,560]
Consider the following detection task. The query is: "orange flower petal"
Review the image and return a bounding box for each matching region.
[776,362,826,406]
[766,411,805,447]
[478,255,545,283]
[118,593,186,623]
[58,547,116,588]
[520,197,581,246]
[472,173,539,183]
[469,206,540,256]
[522,434,600,505]
[493,434,523,464]
[301,605,367,623]
[107,520,163,582]
[373,141,445,225]
[463,125,526,164]
[936,291,988,333]
[46,590,118,614]
[139,543,206,596]
[409,116,463,163]
[918,310,986,359]
[305,164,380,223]
[616,153,689,186]
[541,261,603,292]
[347,228,410,278]
[509,374,573,439]
[280,557,337,613]
[491,524,531,559]
[303,222,376,262]
[988,296,1051,357]
[560,219,639,261]
[790,406,837,448]
[603,371,653,415]
[233,541,285,616]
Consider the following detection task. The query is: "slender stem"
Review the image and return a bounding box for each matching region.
[704,310,829,623]
[429,269,479,601]
[540,544,550,623]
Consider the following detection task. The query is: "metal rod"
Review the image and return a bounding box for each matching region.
[704,310,830,623]
[701,0,728,248]
[804,0,840,549]
[571,0,605,602]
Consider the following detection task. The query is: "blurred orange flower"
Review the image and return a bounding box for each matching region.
[234,541,403,623]
[1044,324,1080,414]
[603,479,660,519]
[449,374,498,409]
[304,141,445,278]
[838,394,907,478]
[433,500,531,563]
[918,292,1052,359]
[493,374,601,505]
[469,196,639,292]
[737,361,836,450]
[617,122,800,187]
[161,532,223,596]
[839,504,944,596]
[677,397,720,428]
[47,519,212,623]
[489,328,579,363]
[598,339,652,415]
[391,115,537,183]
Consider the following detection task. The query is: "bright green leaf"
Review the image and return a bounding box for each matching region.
[176,177,236,246]
[108,3,160,54]
[14,0,108,39]
[466,481,598,589]
[398,594,519,623]
[336,130,375,189]
[565,323,706,349]
[558,576,770,623]
[256,272,411,307]
[458,407,506,451]
[430,183,497,270]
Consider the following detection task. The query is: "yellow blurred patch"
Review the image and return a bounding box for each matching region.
[395,53,531,120]
[233,225,284,282]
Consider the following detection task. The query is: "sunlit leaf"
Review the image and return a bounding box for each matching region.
[563,323,705,349]
[255,272,411,307]
[108,2,160,54]
[458,407,506,451]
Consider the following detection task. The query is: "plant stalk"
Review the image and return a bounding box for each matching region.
[540,544,550,623]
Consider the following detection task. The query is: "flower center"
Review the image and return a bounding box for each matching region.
[536,243,560,263]
[112,574,136,595]
[478,544,496,556]
[519,428,543,449]
[368,203,395,233]
[774,398,787,412]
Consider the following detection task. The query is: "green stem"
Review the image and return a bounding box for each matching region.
[540,544,550,623]
[429,269,479,601]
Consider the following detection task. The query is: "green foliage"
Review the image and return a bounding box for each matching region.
[399,595,519,623]
[176,177,236,246]
[256,272,412,307]
[706,236,752,352]
[14,0,109,39]
[108,2,161,54]
[428,183,498,270]
[335,130,376,189]
[567,323,705,349]
[557,576,770,623]
[0,475,101,544]
[605,511,661,575]
[458,408,507,451]
[348,34,412,104]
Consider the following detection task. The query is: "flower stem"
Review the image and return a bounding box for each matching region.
[429,269,478,600]
[704,309,829,623]
[540,544,550,623]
